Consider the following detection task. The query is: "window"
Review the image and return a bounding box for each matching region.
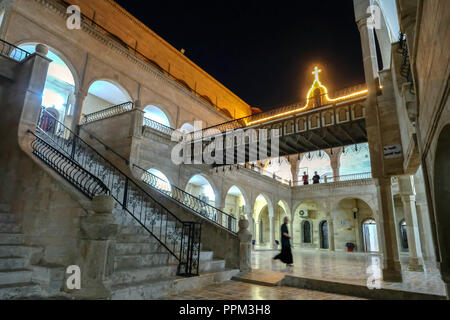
[303,221,312,244]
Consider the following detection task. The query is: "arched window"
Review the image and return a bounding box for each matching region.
[303,221,312,244]
[320,221,329,249]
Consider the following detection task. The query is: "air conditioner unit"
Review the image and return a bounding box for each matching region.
[299,210,309,218]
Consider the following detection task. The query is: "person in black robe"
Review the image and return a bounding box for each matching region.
[273,217,294,266]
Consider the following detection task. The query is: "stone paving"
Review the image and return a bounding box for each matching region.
[165,281,364,300]
[253,248,446,296]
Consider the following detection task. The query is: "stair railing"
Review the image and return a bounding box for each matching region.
[35,108,201,276]
[82,101,135,124]
[77,119,237,233]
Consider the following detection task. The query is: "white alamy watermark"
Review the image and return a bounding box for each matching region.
[66,5,81,30]
[366,264,382,290]
[66,265,81,290]
[171,121,280,165]
[367,5,382,30]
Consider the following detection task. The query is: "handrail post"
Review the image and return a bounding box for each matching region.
[122,177,129,210]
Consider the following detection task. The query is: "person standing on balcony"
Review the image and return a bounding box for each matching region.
[302,172,309,185]
[273,217,294,267]
[313,171,321,184]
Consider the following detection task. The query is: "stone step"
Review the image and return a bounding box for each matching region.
[0,233,24,245]
[0,257,27,270]
[115,242,164,256]
[200,251,214,262]
[111,277,177,300]
[117,233,162,244]
[0,282,42,300]
[0,269,32,286]
[0,245,43,259]
[111,264,179,285]
[115,253,170,270]
[0,223,21,234]
[0,213,17,223]
[199,260,226,273]
[0,204,11,213]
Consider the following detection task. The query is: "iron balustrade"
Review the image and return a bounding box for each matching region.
[293,172,373,186]
[82,102,134,124]
[234,164,292,186]
[29,131,110,199]
[134,165,237,233]
[0,39,31,61]
[75,122,237,233]
[398,33,414,91]
[143,117,176,137]
[37,108,201,276]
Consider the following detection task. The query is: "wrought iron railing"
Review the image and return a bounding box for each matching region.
[134,165,237,233]
[0,39,31,62]
[36,108,201,276]
[29,131,110,199]
[294,172,373,186]
[143,117,176,137]
[82,102,134,124]
[230,164,292,186]
[75,122,237,233]
[398,33,414,92]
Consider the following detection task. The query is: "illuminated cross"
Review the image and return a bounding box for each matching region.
[312,66,322,80]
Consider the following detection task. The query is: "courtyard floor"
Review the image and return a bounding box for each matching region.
[165,280,364,300]
[253,248,446,296]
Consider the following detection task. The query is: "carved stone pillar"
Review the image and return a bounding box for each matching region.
[289,155,300,185]
[238,219,252,273]
[73,195,118,299]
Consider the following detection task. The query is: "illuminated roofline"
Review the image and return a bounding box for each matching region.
[246,67,369,126]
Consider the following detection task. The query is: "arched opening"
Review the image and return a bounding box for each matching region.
[18,44,76,128]
[144,168,172,194]
[399,219,409,250]
[299,151,332,183]
[224,186,246,220]
[179,123,195,134]
[185,175,216,207]
[264,157,293,182]
[143,105,172,127]
[434,124,450,270]
[293,201,326,248]
[302,220,312,244]
[81,80,131,120]
[340,143,372,177]
[254,194,271,246]
[274,200,290,243]
[320,221,329,249]
[362,219,379,253]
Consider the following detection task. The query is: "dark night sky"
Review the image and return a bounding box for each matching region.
[115,0,365,111]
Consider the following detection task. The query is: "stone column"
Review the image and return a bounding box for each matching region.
[289,155,300,186]
[270,216,276,249]
[415,202,436,262]
[238,219,252,273]
[70,89,88,132]
[356,10,402,282]
[254,220,260,245]
[72,195,119,299]
[377,178,403,282]
[327,148,343,181]
[328,218,335,251]
[398,175,424,271]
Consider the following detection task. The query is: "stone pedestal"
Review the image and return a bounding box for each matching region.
[73,195,118,299]
[237,219,252,273]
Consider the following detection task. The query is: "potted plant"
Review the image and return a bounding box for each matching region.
[346,242,356,252]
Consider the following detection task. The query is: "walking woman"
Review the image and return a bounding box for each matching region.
[273,217,294,267]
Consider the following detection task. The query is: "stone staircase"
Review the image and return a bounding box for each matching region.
[0,204,43,299]
[110,215,234,300]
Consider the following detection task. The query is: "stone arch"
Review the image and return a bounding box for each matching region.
[144,168,173,193]
[185,173,219,207]
[319,220,330,249]
[143,104,174,128]
[222,185,251,219]
[179,122,195,133]
[222,185,250,218]
[81,79,132,118]
[253,193,274,221]
[16,42,79,126]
